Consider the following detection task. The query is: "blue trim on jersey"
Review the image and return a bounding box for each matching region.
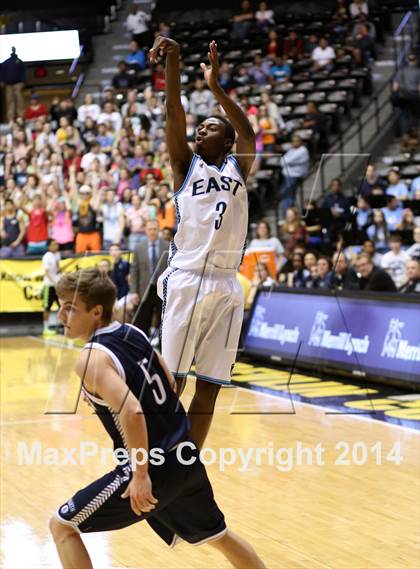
[228,154,244,181]
[195,373,232,386]
[173,154,199,198]
[169,239,178,264]
[161,268,178,321]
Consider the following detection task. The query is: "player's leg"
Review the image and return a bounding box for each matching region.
[188,380,221,449]
[208,529,267,569]
[49,517,92,569]
[191,274,244,448]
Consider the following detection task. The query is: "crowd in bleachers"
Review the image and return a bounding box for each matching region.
[0,1,418,297]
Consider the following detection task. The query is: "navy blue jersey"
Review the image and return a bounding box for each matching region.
[81,322,190,454]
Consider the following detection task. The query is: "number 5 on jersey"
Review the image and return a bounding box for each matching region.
[138,358,167,405]
[215,201,227,230]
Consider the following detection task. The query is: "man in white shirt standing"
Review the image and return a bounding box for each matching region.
[42,239,61,336]
[189,79,215,123]
[312,38,336,71]
[279,135,310,218]
[77,93,100,125]
[381,233,410,288]
[101,188,125,250]
[125,3,151,47]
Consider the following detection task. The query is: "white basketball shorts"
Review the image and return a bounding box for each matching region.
[157,266,244,385]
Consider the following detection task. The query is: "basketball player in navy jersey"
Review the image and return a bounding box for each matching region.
[49,268,265,569]
[149,37,256,449]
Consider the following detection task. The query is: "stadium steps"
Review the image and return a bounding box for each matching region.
[77,0,154,101]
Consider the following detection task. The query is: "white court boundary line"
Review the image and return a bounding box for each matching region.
[2,335,417,435]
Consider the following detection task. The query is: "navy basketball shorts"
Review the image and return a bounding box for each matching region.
[55,447,227,547]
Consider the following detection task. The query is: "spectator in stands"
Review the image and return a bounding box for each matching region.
[246,262,275,307]
[247,219,284,270]
[312,38,336,72]
[140,152,163,183]
[279,207,306,255]
[150,182,176,232]
[50,196,74,256]
[102,188,125,250]
[349,0,369,19]
[1,47,26,122]
[311,255,333,289]
[80,141,108,171]
[126,3,151,47]
[126,193,150,250]
[189,79,215,123]
[362,239,383,266]
[283,31,305,61]
[218,62,235,92]
[367,209,389,250]
[302,102,327,150]
[261,92,286,132]
[397,208,416,237]
[109,243,130,300]
[352,24,376,66]
[303,250,317,272]
[98,101,122,132]
[126,39,146,71]
[356,253,396,291]
[74,185,101,254]
[77,93,100,125]
[266,30,280,57]
[358,164,385,197]
[333,0,349,21]
[112,61,135,93]
[232,0,255,39]
[23,194,49,255]
[381,233,410,288]
[269,56,291,83]
[304,34,319,56]
[248,55,270,86]
[53,98,77,125]
[406,226,420,260]
[392,54,420,134]
[355,195,372,235]
[285,252,309,288]
[382,195,404,232]
[258,106,277,152]
[24,93,48,122]
[352,13,376,42]
[130,219,168,338]
[279,135,310,217]
[400,127,420,154]
[0,199,25,258]
[320,178,349,239]
[386,169,409,201]
[331,251,360,290]
[399,259,420,293]
[256,1,274,30]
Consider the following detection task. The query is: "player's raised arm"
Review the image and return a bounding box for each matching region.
[149,36,192,188]
[76,349,158,515]
[200,40,256,181]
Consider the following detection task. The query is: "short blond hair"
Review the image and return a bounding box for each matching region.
[56,268,116,323]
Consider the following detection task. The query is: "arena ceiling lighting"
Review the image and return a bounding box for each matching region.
[0,30,80,63]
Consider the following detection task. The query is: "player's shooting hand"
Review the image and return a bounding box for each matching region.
[149,36,180,64]
[121,473,158,516]
[200,40,220,91]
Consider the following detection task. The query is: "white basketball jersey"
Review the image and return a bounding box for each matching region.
[168,153,248,271]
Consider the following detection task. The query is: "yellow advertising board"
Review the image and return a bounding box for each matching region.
[0,255,118,312]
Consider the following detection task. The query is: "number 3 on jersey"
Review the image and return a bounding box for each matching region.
[215,201,227,230]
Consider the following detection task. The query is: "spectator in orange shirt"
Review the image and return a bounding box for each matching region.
[150,182,176,231]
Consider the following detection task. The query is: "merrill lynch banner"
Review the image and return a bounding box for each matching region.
[0,255,119,312]
[245,290,420,383]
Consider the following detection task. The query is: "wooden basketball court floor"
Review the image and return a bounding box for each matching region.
[1,336,419,569]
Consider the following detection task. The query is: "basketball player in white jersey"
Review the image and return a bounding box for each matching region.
[149,37,255,448]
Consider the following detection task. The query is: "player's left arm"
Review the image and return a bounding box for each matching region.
[201,40,256,181]
[75,349,158,515]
